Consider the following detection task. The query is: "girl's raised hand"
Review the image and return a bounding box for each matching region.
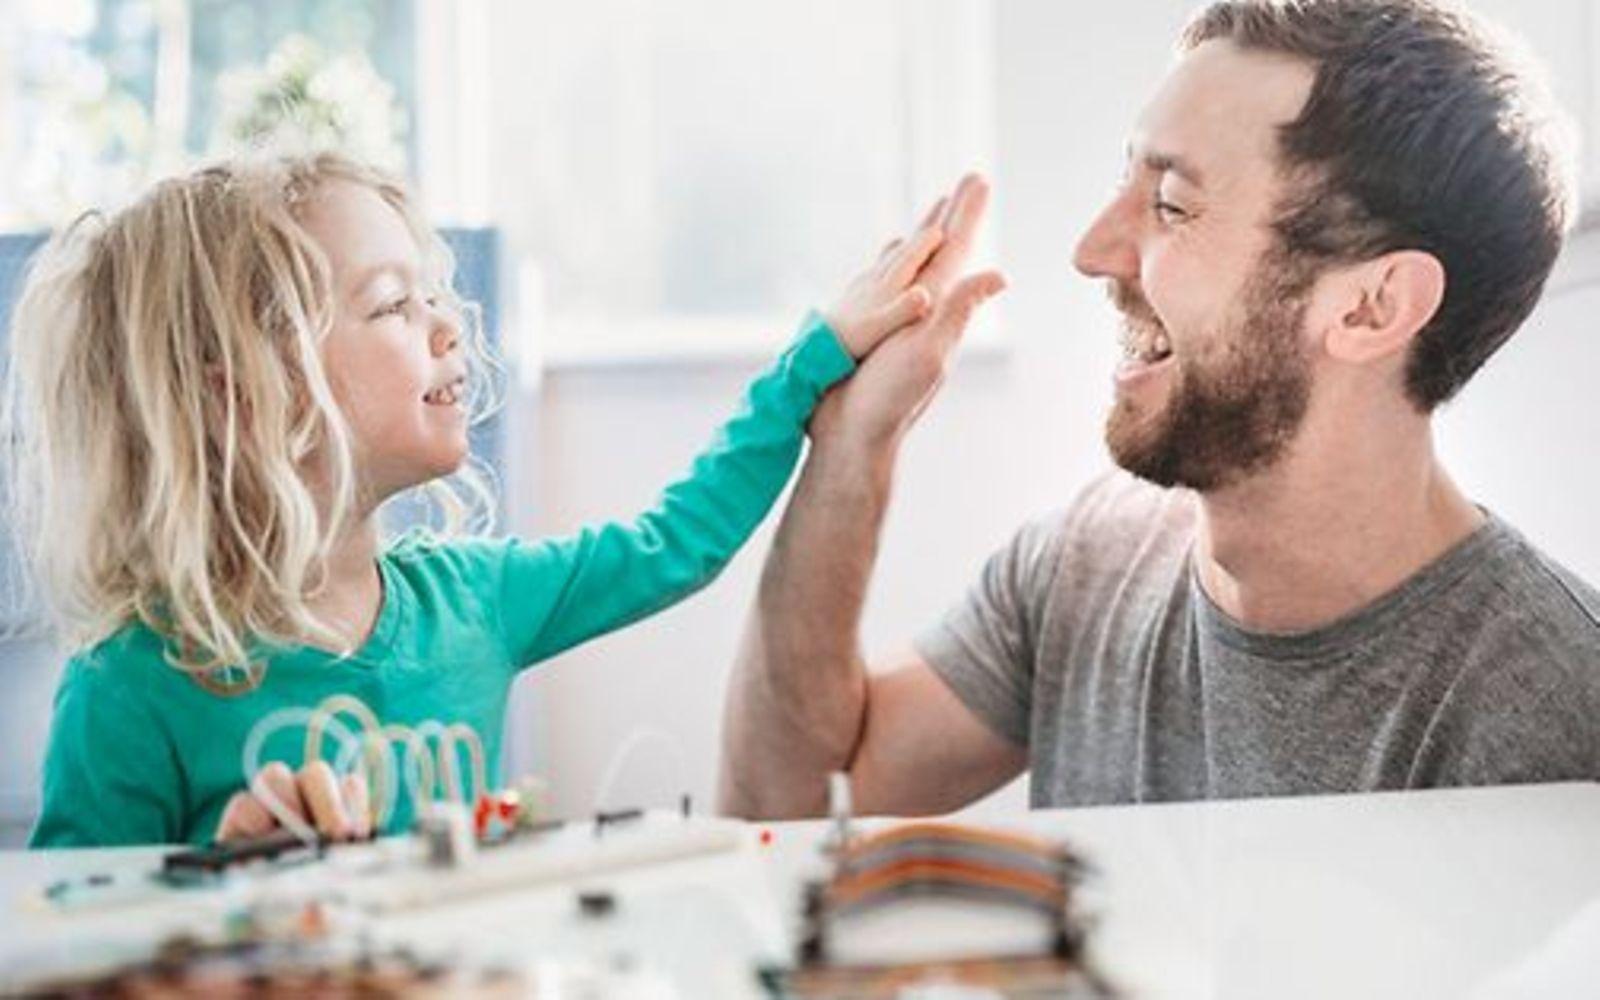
[823,196,950,359]
[216,760,372,843]
[810,174,1004,447]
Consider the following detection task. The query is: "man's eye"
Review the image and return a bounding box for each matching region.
[1154,199,1189,222]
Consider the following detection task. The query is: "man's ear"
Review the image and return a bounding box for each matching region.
[1323,250,1445,364]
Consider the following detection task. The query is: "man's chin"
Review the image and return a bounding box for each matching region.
[1104,403,1178,486]
[1105,417,1288,493]
[1108,447,1183,489]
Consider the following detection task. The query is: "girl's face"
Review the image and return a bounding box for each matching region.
[299,180,469,502]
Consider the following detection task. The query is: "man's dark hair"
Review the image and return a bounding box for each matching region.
[1183,0,1573,410]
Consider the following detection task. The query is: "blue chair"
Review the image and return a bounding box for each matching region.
[0,234,47,321]
[0,233,50,632]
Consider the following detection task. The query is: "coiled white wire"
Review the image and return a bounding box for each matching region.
[241,695,489,844]
[243,697,685,843]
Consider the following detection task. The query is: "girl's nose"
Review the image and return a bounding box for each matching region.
[429,308,461,357]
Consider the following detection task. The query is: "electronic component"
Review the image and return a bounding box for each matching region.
[161,828,330,881]
[577,889,617,918]
[343,811,745,914]
[7,931,526,998]
[764,802,1114,998]
[417,801,477,868]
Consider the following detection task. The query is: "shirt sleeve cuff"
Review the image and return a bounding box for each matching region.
[784,310,856,392]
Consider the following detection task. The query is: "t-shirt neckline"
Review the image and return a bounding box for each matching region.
[272,553,405,667]
[1189,511,1514,661]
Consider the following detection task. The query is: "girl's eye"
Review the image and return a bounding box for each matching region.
[370,295,410,320]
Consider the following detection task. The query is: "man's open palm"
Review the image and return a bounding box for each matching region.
[814,173,1006,447]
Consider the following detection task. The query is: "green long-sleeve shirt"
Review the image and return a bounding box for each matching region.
[30,313,852,847]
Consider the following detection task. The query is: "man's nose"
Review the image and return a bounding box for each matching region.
[1073,193,1139,280]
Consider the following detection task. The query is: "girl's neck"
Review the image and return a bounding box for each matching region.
[304,517,385,653]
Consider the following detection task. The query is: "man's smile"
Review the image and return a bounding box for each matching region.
[1115,307,1176,393]
[1114,348,1177,393]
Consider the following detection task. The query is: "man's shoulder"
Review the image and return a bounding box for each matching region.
[1517,537,1600,628]
[981,469,1196,616]
[1416,521,1600,782]
[1051,468,1199,571]
[1469,519,1600,677]
[1426,520,1600,756]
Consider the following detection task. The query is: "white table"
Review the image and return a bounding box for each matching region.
[3,782,1598,998]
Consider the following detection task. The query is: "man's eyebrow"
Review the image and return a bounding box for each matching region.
[1127,146,1207,189]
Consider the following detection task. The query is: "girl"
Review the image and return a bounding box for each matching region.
[4,153,998,846]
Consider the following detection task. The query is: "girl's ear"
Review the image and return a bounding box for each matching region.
[1322,250,1446,365]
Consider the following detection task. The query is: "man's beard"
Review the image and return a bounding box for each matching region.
[1105,258,1313,492]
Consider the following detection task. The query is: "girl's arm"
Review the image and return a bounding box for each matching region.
[497,187,967,667]
[498,312,853,667]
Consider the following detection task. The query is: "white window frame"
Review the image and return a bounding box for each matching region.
[413,0,493,227]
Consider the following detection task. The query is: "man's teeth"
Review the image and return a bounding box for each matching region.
[1122,330,1172,362]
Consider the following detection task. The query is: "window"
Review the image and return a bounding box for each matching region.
[0,0,415,229]
[2,0,1000,362]
[0,0,489,624]
[494,0,998,365]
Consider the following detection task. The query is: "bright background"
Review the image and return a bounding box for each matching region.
[2,0,1598,844]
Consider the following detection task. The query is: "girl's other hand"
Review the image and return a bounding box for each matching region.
[215,760,372,843]
[824,193,952,358]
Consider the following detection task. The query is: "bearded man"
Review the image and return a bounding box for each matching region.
[719,0,1600,817]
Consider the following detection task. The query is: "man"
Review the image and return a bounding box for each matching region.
[719,0,1600,818]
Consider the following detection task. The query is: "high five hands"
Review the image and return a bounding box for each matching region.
[821,174,1005,448]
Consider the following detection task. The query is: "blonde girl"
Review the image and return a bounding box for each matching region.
[4,153,1000,846]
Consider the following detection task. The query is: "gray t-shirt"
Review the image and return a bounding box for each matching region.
[916,471,1600,807]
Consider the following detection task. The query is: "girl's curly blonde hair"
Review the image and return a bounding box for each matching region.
[1,152,501,679]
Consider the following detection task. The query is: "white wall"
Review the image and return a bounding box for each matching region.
[496,0,1600,820]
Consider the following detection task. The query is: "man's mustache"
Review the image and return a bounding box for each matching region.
[1107,279,1163,332]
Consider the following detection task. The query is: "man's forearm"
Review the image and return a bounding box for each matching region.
[717,172,999,818]
[718,428,898,818]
